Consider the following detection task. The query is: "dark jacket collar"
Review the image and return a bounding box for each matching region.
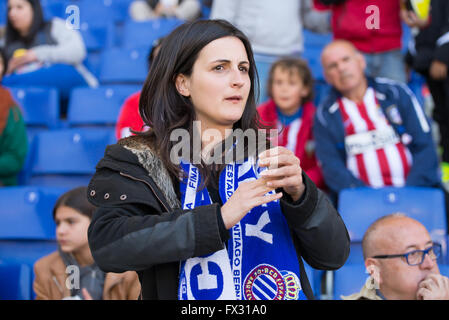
[96,135,181,211]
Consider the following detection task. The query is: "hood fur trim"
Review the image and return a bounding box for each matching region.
[118,136,181,210]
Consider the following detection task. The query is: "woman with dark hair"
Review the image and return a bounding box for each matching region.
[87,19,349,300]
[0,48,28,187]
[33,187,141,300]
[3,0,97,98]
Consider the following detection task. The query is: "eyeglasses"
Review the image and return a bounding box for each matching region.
[372,243,442,266]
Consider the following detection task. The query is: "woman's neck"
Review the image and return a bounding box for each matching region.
[197,121,233,156]
[18,26,31,38]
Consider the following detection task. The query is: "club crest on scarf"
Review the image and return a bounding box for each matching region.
[178,158,307,300]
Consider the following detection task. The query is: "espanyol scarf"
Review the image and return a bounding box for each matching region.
[178,158,307,300]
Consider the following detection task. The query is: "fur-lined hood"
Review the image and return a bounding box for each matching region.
[97,135,181,210]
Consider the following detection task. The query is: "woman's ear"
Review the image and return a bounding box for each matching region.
[175,74,191,97]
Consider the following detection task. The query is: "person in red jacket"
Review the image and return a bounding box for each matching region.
[258,57,326,189]
[313,0,406,83]
[115,38,164,140]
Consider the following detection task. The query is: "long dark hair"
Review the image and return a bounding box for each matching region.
[52,187,96,221]
[139,19,265,187]
[5,0,46,46]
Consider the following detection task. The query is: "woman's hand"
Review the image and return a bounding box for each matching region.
[6,50,38,74]
[258,146,305,202]
[220,177,282,229]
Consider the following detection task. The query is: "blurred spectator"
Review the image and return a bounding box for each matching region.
[129,0,201,21]
[344,213,449,300]
[2,0,98,99]
[0,48,27,187]
[313,0,406,83]
[257,57,325,189]
[211,0,330,101]
[115,37,164,140]
[33,186,141,300]
[314,40,441,203]
[403,0,449,185]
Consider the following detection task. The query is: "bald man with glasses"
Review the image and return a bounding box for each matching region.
[344,213,449,300]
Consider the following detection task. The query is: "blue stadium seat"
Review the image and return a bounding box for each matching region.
[0,186,67,240]
[303,30,332,49]
[67,85,140,127]
[40,0,70,20]
[27,128,115,188]
[303,47,325,81]
[75,0,125,25]
[333,263,369,300]
[339,187,447,242]
[99,48,148,84]
[199,0,211,19]
[303,260,322,299]
[0,240,57,300]
[0,263,32,300]
[84,51,103,78]
[8,86,60,129]
[439,264,449,277]
[0,1,6,26]
[122,18,183,50]
[79,21,115,52]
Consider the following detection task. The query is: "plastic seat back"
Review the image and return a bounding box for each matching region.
[0,263,32,300]
[8,86,60,129]
[67,85,140,126]
[0,186,67,240]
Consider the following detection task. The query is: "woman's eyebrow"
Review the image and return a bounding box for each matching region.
[211,59,231,64]
[210,59,250,65]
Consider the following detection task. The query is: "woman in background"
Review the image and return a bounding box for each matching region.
[3,0,98,100]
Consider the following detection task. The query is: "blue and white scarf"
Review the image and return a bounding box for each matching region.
[178,158,307,300]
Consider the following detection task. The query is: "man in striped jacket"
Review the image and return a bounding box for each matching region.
[313,40,441,203]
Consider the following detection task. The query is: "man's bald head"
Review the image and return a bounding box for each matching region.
[362,213,430,260]
[320,40,367,97]
[362,213,440,300]
[321,40,359,66]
